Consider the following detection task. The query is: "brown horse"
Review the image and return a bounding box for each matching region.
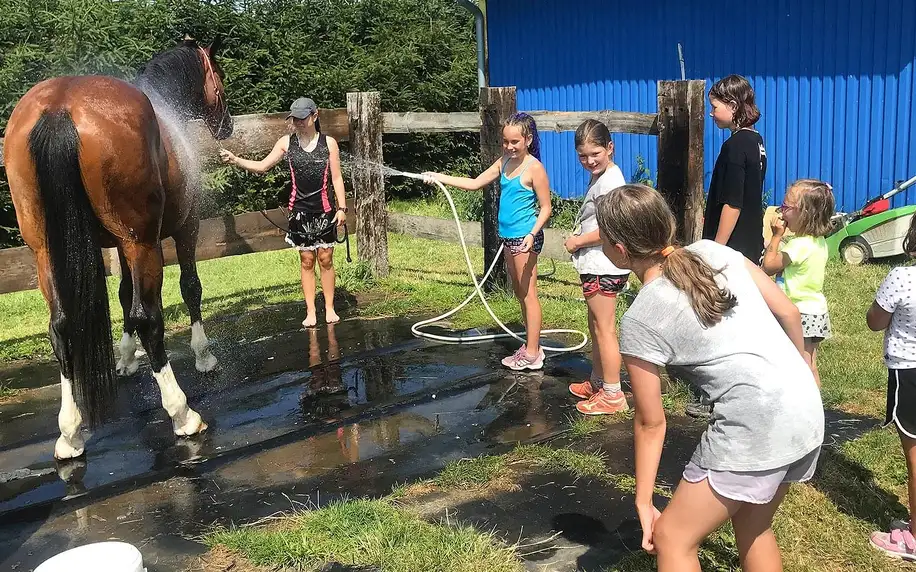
[3,37,233,459]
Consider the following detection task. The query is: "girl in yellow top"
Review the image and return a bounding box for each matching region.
[762,179,836,387]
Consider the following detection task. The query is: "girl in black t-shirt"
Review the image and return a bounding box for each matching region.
[689,75,768,420]
[702,75,767,264]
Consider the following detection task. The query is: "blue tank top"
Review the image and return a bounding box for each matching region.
[498,158,538,238]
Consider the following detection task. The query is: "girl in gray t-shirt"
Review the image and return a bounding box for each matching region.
[596,184,824,571]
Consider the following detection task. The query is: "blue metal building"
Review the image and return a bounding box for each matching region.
[485,0,916,211]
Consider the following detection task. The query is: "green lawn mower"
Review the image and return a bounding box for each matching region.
[827,175,916,265]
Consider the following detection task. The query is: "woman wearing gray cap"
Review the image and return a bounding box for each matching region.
[221,97,348,327]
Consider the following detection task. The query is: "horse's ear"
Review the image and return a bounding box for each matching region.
[208,35,224,58]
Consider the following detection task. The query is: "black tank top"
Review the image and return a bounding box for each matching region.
[286,133,333,213]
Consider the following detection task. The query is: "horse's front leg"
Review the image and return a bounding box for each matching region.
[173,216,218,373]
[123,242,207,436]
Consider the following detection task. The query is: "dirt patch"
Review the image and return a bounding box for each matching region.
[193,545,284,572]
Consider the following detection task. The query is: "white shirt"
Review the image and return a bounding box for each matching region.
[875,266,916,369]
[570,165,629,276]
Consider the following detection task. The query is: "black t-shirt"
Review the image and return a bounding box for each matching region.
[282,133,333,213]
[702,129,767,262]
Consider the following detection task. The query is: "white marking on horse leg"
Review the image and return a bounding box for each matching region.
[55,374,85,459]
[190,321,218,373]
[116,332,140,376]
[153,362,207,436]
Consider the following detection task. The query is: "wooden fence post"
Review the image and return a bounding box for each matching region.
[479,86,517,292]
[657,80,706,244]
[347,91,389,277]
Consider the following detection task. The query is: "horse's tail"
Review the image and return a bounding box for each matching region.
[29,110,116,427]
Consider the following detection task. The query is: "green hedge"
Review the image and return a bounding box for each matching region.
[0,0,480,247]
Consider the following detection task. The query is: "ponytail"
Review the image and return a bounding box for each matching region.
[662,249,737,328]
[314,115,322,133]
[596,184,737,328]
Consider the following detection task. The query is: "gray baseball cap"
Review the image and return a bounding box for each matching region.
[287,97,317,119]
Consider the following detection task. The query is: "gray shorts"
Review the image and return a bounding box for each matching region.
[683,447,821,504]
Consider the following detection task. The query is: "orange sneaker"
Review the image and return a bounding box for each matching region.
[575,389,629,415]
[569,380,597,399]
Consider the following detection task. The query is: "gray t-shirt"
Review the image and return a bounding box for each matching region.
[619,240,824,472]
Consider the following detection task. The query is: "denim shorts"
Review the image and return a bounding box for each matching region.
[502,230,544,255]
[683,447,821,504]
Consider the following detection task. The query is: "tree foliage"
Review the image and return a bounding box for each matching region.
[0,0,480,247]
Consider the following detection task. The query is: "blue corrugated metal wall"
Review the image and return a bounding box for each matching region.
[486,0,916,212]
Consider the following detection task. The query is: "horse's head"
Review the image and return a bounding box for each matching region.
[136,36,234,140]
[198,36,233,140]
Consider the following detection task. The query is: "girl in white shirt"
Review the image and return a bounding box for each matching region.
[564,120,630,415]
[867,214,916,562]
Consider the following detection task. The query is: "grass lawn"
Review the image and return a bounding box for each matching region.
[2,231,913,570]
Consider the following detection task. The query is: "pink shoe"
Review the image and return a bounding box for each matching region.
[504,347,545,371]
[501,345,527,367]
[870,528,916,561]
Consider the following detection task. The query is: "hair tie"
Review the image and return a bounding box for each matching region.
[661,246,675,258]
[825,182,833,192]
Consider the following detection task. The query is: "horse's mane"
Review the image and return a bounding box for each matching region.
[134,41,205,121]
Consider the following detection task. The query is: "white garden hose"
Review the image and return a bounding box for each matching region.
[393,171,588,352]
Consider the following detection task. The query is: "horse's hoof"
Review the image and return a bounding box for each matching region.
[173,409,206,436]
[54,435,85,460]
[116,358,140,377]
[195,353,218,373]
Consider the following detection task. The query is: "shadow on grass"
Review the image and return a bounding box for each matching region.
[811,444,908,530]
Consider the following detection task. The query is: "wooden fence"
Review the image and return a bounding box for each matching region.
[0,81,705,294]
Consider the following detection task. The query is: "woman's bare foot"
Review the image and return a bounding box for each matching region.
[325,308,340,324]
[303,313,318,328]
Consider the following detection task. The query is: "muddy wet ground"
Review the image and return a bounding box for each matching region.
[0,313,880,571]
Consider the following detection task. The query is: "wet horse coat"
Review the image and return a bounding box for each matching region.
[3,38,233,459]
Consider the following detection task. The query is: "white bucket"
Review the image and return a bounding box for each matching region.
[34,541,144,572]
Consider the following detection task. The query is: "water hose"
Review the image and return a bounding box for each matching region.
[393,171,588,353]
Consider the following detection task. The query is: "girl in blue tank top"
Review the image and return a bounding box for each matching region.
[423,113,552,371]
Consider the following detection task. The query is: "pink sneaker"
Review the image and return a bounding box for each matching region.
[870,528,916,561]
[504,347,545,371]
[501,345,527,367]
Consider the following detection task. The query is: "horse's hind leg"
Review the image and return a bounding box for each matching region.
[122,241,207,436]
[115,249,140,376]
[35,251,85,458]
[173,215,218,373]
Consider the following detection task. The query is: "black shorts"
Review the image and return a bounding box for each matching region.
[580,274,629,298]
[286,210,337,251]
[886,368,916,438]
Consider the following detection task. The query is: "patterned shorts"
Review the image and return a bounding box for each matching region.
[580,274,629,298]
[286,210,338,251]
[801,312,832,341]
[502,230,544,256]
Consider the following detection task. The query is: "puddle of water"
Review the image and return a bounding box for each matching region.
[0,347,494,515]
